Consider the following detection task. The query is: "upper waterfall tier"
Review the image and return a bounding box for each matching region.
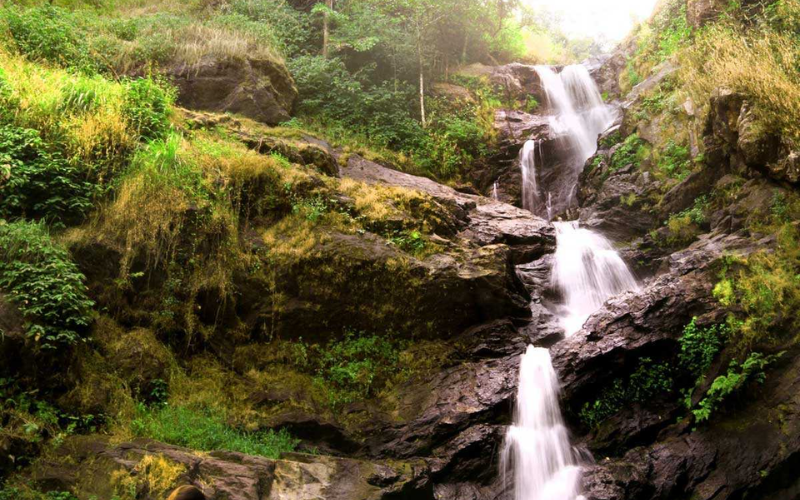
[518,65,614,220]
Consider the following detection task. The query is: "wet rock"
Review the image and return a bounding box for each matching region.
[585,347,800,500]
[459,202,556,264]
[167,56,297,126]
[242,231,531,343]
[340,154,555,264]
[369,355,519,459]
[552,232,759,412]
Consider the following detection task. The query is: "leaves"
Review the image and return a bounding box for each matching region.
[0,222,94,349]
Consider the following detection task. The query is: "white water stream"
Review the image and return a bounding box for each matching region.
[519,65,613,219]
[551,221,639,336]
[501,346,584,500]
[503,65,637,500]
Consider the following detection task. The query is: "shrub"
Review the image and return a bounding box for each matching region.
[0,221,94,348]
[692,352,780,422]
[311,331,404,407]
[608,134,648,175]
[657,140,693,180]
[122,77,176,142]
[0,5,99,72]
[0,125,99,225]
[678,318,729,381]
[131,404,298,459]
[579,358,674,428]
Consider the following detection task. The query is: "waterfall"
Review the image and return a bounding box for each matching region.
[551,221,638,336]
[520,140,539,211]
[501,346,584,500]
[521,65,613,219]
[493,180,500,200]
[502,65,637,500]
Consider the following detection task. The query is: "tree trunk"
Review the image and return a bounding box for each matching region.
[418,31,426,128]
[322,0,333,58]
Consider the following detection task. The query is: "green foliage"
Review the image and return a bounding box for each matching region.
[693,352,780,422]
[387,229,426,254]
[660,196,709,247]
[713,209,800,351]
[0,221,94,349]
[0,5,98,72]
[678,317,729,380]
[289,330,406,407]
[131,404,298,459]
[122,77,175,142]
[607,134,648,176]
[599,131,622,150]
[657,140,693,180]
[579,358,674,428]
[0,487,78,500]
[290,55,425,150]
[0,125,99,225]
[223,0,312,57]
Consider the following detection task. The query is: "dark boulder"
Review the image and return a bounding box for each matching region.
[168,56,297,126]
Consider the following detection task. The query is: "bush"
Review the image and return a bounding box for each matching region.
[122,77,176,142]
[0,221,94,348]
[131,404,298,459]
[290,55,424,150]
[607,134,648,175]
[579,358,674,428]
[714,223,800,351]
[692,352,780,422]
[657,140,693,180]
[678,317,728,381]
[0,125,98,225]
[0,5,99,72]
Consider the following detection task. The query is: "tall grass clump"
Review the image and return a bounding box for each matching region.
[680,1,800,143]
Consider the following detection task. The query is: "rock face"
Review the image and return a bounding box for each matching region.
[32,437,431,500]
[340,153,556,265]
[168,56,298,126]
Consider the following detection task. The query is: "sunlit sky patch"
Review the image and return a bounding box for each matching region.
[523,0,661,41]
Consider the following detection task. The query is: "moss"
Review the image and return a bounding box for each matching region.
[110,454,186,500]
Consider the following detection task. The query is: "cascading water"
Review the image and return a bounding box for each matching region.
[503,65,637,500]
[501,346,584,500]
[493,180,500,200]
[520,140,539,211]
[521,65,614,219]
[551,221,639,336]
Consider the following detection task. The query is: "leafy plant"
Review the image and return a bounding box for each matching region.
[657,140,693,180]
[0,125,99,226]
[607,134,648,176]
[579,358,674,428]
[0,5,99,73]
[693,352,780,422]
[122,77,176,142]
[0,221,94,348]
[678,318,729,380]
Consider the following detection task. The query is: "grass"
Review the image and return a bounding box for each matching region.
[0,4,285,76]
[130,404,298,458]
[680,0,800,143]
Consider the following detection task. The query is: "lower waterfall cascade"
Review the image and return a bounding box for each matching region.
[501,346,584,500]
[504,64,638,500]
